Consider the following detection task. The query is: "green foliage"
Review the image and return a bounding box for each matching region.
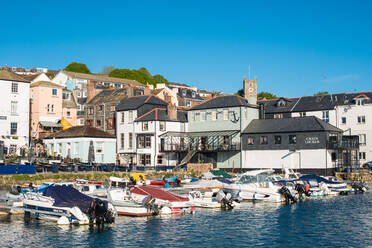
[64,62,91,74]
[235,89,244,97]
[257,91,278,100]
[109,67,168,87]
[313,91,329,96]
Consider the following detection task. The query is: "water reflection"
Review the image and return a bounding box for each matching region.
[0,193,371,247]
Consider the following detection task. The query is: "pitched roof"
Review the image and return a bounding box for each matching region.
[43,126,115,139]
[21,73,50,82]
[30,81,64,88]
[63,95,77,108]
[190,95,257,110]
[116,95,168,111]
[0,70,30,82]
[135,108,188,122]
[62,71,143,87]
[169,86,204,101]
[86,88,129,105]
[242,116,342,134]
[259,92,372,114]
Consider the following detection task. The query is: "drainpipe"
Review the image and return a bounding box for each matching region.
[154,121,157,170]
[240,106,242,169]
[103,103,106,132]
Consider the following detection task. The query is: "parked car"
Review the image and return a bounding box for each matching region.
[362,161,372,170]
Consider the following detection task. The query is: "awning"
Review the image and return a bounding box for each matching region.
[159,130,240,138]
[39,121,63,128]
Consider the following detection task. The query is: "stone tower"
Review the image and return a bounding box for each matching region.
[243,77,257,105]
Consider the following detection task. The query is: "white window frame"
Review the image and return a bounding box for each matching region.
[357,116,366,124]
[120,133,125,149]
[52,88,57,96]
[159,121,166,131]
[322,111,330,123]
[11,82,18,93]
[128,111,133,123]
[142,122,149,131]
[223,109,228,121]
[11,101,17,116]
[96,142,103,154]
[129,133,133,149]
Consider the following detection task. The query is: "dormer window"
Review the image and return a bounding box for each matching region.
[277,99,286,107]
[182,90,186,96]
[356,98,365,106]
[191,91,196,98]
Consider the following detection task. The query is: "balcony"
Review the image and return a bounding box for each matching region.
[327,135,359,150]
[160,142,241,152]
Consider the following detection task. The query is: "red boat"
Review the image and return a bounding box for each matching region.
[131,186,195,214]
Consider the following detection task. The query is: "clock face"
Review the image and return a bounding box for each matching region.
[249,88,254,92]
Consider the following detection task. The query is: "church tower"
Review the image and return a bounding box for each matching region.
[243,77,257,105]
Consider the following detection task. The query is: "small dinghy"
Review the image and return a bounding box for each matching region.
[17,185,116,225]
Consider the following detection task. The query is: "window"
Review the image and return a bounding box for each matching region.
[299,112,306,117]
[356,98,365,106]
[145,136,151,147]
[120,133,124,149]
[157,155,164,165]
[274,113,283,119]
[191,92,196,98]
[96,142,103,154]
[99,105,104,111]
[223,109,228,120]
[11,101,17,115]
[223,136,230,145]
[77,91,81,97]
[289,135,297,144]
[260,136,268,145]
[331,152,337,162]
[359,134,366,146]
[274,135,282,144]
[182,90,186,96]
[9,144,17,154]
[58,143,62,154]
[52,89,57,96]
[359,152,366,160]
[139,154,151,165]
[88,107,94,115]
[358,116,366,124]
[96,120,101,126]
[142,122,148,131]
[247,136,254,145]
[110,105,115,112]
[10,122,17,135]
[67,111,70,117]
[121,112,125,123]
[322,111,329,123]
[128,111,133,123]
[47,104,50,112]
[11,83,18,93]
[277,99,286,107]
[74,142,79,155]
[159,121,166,131]
[211,110,217,121]
[341,117,346,124]
[195,112,200,121]
[201,111,206,121]
[192,112,196,121]
[62,92,69,99]
[51,104,54,113]
[129,133,133,149]
[186,100,191,107]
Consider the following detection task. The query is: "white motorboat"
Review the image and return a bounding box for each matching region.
[224,169,287,202]
[187,190,239,209]
[13,185,116,225]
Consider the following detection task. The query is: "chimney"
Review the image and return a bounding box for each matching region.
[87,80,96,102]
[243,77,257,105]
[168,103,177,120]
[143,83,153,95]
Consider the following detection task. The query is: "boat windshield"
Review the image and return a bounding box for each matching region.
[238,173,274,184]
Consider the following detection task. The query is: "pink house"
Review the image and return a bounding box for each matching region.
[30,81,64,140]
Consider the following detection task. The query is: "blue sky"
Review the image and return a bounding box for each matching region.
[1,0,371,97]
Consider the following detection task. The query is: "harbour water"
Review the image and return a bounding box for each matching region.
[0,191,371,248]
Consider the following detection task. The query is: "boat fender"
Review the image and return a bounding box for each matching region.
[305,184,310,192]
[57,216,70,225]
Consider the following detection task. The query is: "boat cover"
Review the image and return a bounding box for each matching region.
[212,170,233,179]
[131,186,189,202]
[43,185,98,213]
[298,175,343,185]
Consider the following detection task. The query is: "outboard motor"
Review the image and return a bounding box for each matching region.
[216,190,234,210]
[88,198,115,226]
[130,176,136,186]
[351,181,368,193]
[279,186,297,204]
[295,183,311,199]
[142,195,160,216]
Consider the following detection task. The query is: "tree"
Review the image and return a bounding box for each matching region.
[235,89,244,97]
[64,62,91,74]
[257,92,278,100]
[313,91,329,96]
[101,66,115,75]
[153,74,169,85]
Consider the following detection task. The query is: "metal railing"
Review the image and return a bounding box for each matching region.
[160,142,241,152]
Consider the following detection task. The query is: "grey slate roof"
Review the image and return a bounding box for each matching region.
[190,95,257,110]
[116,95,168,111]
[242,116,342,134]
[259,92,372,114]
[168,86,204,101]
[43,126,115,139]
[77,97,87,105]
[134,108,188,122]
[86,88,128,105]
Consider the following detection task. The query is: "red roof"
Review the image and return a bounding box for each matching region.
[131,185,189,202]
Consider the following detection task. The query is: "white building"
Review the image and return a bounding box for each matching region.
[0,71,30,155]
[116,95,187,167]
[260,92,372,164]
